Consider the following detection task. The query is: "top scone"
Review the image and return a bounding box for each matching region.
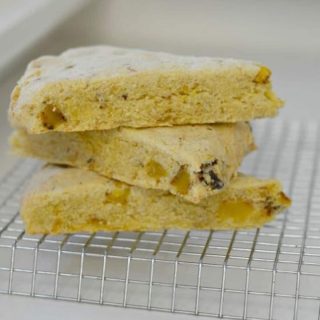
[9,46,283,133]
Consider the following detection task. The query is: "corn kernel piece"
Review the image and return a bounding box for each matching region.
[40,105,66,130]
[216,201,256,224]
[145,160,167,180]
[105,188,130,205]
[254,66,271,84]
[171,166,190,195]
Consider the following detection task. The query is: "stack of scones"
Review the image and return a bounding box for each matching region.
[8,46,290,234]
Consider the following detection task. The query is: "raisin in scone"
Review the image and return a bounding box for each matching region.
[9,46,283,133]
[11,122,255,203]
[21,165,291,234]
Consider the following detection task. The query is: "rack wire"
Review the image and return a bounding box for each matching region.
[0,119,319,319]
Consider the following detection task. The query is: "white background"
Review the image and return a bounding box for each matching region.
[0,0,319,319]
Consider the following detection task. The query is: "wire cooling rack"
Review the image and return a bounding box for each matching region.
[0,119,319,320]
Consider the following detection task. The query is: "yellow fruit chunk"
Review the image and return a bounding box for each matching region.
[145,160,167,180]
[264,90,277,101]
[11,86,21,103]
[105,188,130,205]
[88,217,106,225]
[254,66,271,84]
[40,105,66,130]
[279,192,291,206]
[216,201,256,224]
[52,217,62,233]
[171,166,190,195]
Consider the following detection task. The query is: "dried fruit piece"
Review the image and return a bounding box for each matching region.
[279,192,291,205]
[40,105,66,130]
[216,201,255,224]
[254,66,271,84]
[86,158,95,164]
[11,86,21,104]
[264,192,291,215]
[105,188,130,205]
[88,217,106,225]
[197,160,224,190]
[145,160,167,180]
[52,218,62,233]
[264,90,277,101]
[171,166,190,195]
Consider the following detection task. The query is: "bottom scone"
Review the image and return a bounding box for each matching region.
[21,165,291,234]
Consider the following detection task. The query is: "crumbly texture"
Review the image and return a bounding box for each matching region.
[9,46,283,133]
[11,123,255,203]
[21,165,291,234]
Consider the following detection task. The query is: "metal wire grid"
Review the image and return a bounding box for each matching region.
[0,119,319,319]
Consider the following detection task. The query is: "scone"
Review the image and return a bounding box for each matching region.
[11,123,255,203]
[9,46,283,133]
[21,165,291,234]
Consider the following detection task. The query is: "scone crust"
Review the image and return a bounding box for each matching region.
[11,122,255,203]
[9,46,283,133]
[21,165,291,234]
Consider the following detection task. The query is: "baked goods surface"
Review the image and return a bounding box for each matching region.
[9,46,283,133]
[11,122,255,203]
[21,165,291,234]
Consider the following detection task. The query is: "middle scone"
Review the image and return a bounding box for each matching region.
[11,122,255,203]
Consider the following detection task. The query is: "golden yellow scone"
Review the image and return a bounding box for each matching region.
[11,123,255,203]
[9,46,283,133]
[21,165,291,234]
